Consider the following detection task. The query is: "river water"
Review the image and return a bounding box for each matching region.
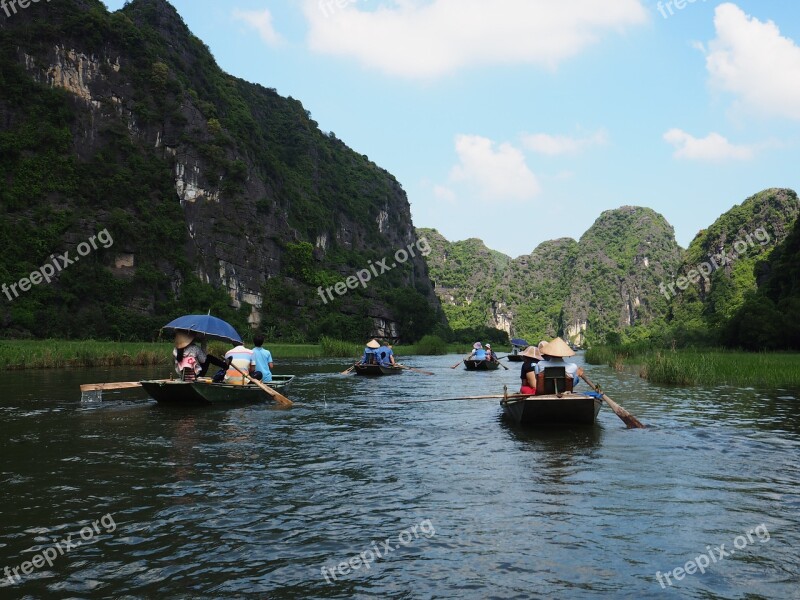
[0,353,798,599]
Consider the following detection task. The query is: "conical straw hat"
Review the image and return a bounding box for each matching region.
[366,339,380,349]
[521,346,543,360]
[541,337,575,357]
[174,332,195,349]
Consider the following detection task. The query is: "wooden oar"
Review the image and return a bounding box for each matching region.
[450,356,469,369]
[580,373,645,429]
[398,393,532,404]
[494,359,509,371]
[80,381,145,393]
[396,364,435,376]
[340,364,357,375]
[229,363,293,408]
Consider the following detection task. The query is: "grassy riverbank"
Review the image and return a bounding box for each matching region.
[0,338,474,370]
[586,345,800,388]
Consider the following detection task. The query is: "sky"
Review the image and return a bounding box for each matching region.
[101,0,800,258]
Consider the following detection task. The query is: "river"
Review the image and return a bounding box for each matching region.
[0,353,798,599]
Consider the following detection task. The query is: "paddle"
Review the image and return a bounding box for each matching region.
[495,358,509,371]
[396,364,435,376]
[81,381,145,393]
[228,363,293,408]
[580,373,645,429]
[451,355,470,369]
[398,393,533,404]
[340,364,357,375]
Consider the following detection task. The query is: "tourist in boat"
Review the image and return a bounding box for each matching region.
[467,342,487,361]
[173,332,227,381]
[535,337,584,387]
[224,343,257,385]
[520,345,543,394]
[252,334,274,383]
[485,343,495,362]
[377,340,396,367]
[359,339,381,365]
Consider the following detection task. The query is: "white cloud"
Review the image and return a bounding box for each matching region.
[706,3,800,120]
[233,9,284,46]
[433,185,457,204]
[522,130,608,155]
[449,135,541,201]
[663,129,754,161]
[303,0,648,79]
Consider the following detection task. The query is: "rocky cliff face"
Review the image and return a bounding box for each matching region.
[0,0,438,340]
[421,206,682,345]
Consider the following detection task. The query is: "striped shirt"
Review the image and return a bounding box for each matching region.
[224,345,255,385]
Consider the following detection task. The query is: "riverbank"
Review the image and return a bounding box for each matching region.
[585,345,800,388]
[0,338,474,370]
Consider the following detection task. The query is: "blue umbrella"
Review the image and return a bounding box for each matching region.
[162,315,243,346]
[510,338,530,348]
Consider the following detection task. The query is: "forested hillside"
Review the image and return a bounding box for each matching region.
[0,0,440,342]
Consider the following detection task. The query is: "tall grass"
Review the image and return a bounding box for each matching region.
[0,340,169,370]
[641,350,800,388]
[319,337,361,358]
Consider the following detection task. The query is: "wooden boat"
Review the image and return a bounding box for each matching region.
[507,338,529,362]
[501,391,602,426]
[140,375,295,406]
[354,364,404,376]
[464,359,500,371]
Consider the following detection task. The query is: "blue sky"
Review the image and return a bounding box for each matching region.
[102,0,800,258]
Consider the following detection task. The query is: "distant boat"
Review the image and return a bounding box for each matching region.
[354,364,404,376]
[140,376,295,406]
[464,359,500,371]
[507,338,529,362]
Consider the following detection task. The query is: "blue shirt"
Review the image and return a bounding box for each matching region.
[361,348,378,364]
[252,347,273,382]
[377,346,394,366]
[473,348,487,360]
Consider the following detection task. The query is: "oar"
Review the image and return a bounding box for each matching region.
[229,363,293,408]
[80,381,144,393]
[450,356,469,369]
[580,373,645,429]
[398,393,532,404]
[396,364,435,376]
[495,359,509,371]
[340,364,357,375]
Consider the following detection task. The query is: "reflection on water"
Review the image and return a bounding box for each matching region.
[0,353,798,598]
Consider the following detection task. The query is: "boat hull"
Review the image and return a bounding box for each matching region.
[464,359,500,371]
[141,375,294,406]
[354,364,404,376]
[506,355,524,362]
[501,393,602,426]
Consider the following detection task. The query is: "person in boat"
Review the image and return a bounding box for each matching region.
[377,340,396,367]
[467,342,487,361]
[485,343,495,362]
[519,345,543,394]
[173,332,228,381]
[359,339,381,365]
[224,343,258,385]
[534,337,584,387]
[252,334,274,383]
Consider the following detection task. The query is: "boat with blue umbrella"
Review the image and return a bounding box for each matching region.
[507,338,529,362]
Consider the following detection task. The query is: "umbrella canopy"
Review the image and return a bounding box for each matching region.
[162,315,243,346]
[510,338,530,348]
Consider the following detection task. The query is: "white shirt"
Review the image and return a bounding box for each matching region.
[535,357,580,386]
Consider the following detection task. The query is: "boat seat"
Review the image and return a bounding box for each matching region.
[536,367,573,395]
[180,367,197,382]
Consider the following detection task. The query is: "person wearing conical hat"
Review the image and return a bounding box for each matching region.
[519,345,543,395]
[360,339,381,365]
[172,332,228,381]
[535,337,584,388]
